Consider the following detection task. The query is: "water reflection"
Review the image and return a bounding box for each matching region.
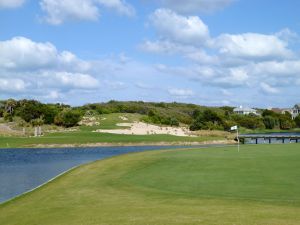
[0,146,189,203]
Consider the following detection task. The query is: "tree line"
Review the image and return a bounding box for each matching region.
[0,99,82,128]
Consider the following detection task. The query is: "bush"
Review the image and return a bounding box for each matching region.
[278,113,295,130]
[231,114,265,130]
[3,112,13,122]
[263,116,278,129]
[190,109,224,131]
[295,115,300,128]
[17,100,44,122]
[54,110,82,127]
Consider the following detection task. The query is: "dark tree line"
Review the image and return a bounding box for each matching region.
[0,99,82,127]
[1,99,300,131]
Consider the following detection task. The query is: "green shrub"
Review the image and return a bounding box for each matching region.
[54,110,82,127]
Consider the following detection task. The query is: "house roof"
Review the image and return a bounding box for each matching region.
[233,106,256,112]
[271,108,282,113]
[294,104,300,109]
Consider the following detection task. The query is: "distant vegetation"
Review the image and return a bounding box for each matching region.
[0,99,299,132]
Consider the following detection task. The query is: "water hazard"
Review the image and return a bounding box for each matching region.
[0,145,192,203]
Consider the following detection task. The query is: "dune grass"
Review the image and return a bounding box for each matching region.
[1,144,300,225]
[0,132,223,148]
[0,113,228,148]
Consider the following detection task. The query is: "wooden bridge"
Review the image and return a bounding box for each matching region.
[238,134,300,144]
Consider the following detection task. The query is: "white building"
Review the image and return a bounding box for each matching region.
[233,106,257,115]
[292,104,300,119]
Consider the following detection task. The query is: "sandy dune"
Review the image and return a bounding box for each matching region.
[93,122,192,137]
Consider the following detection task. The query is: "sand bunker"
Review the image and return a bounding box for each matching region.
[93,122,192,137]
[79,116,100,126]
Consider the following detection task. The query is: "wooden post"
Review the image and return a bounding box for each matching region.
[34,127,38,137]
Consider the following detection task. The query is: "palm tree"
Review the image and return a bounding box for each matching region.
[5,99,17,115]
[31,117,44,137]
[18,119,27,136]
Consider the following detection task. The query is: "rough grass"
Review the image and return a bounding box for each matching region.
[1,144,300,225]
[0,132,223,148]
[0,113,228,148]
[79,113,143,131]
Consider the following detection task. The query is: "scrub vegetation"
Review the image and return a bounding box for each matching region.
[0,99,299,147]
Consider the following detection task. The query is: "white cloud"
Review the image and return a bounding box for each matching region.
[253,60,300,77]
[53,72,100,89]
[96,0,135,16]
[40,0,135,25]
[149,8,210,45]
[139,40,216,64]
[0,0,25,8]
[154,0,234,13]
[0,78,26,92]
[260,82,280,94]
[48,90,61,100]
[215,33,293,60]
[40,0,99,25]
[0,37,90,71]
[168,88,194,97]
[275,28,299,43]
[0,37,58,69]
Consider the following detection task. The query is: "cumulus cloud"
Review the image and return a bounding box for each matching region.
[40,0,135,25]
[0,37,90,71]
[153,0,234,13]
[149,8,210,45]
[214,33,293,60]
[253,60,300,77]
[0,0,25,9]
[40,0,99,25]
[57,72,100,89]
[168,88,194,97]
[0,36,101,102]
[0,36,59,70]
[0,78,26,92]
[260,82,280,94]
[139,39,217,64]
[96,0,135,16]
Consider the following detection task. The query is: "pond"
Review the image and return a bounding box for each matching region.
[0,145,200,203]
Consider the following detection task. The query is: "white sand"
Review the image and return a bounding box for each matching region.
[93,122,192,137]
[79,116,100,126]
[119,116,128,121]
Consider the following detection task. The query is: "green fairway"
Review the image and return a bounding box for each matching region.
[1,144,300,225]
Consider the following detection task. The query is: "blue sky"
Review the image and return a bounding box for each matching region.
[0,0,300,107]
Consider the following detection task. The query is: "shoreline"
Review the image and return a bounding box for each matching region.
[0,140,235,149]
[0,143,233,205]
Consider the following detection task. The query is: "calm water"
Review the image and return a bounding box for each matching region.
[0,145,193,203]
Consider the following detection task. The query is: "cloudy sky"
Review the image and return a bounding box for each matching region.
[0,0,300,107]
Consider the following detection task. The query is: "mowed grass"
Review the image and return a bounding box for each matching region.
[1,144,300,225]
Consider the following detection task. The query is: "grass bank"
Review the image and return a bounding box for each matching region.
[1,144,300,224]
[0,131,229,148]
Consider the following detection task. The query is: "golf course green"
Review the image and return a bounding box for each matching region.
[1,144,300,225]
